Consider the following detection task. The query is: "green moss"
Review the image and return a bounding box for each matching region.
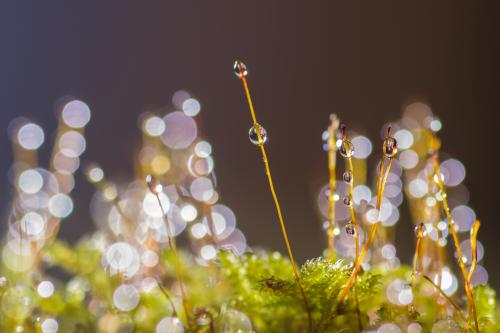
[0,239,499,332]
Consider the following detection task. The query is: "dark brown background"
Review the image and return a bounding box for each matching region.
[1,2,499,290]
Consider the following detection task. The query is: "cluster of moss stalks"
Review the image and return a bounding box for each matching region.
[0,237,498,332]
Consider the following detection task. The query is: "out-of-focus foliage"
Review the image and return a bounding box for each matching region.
[1,239,498,332]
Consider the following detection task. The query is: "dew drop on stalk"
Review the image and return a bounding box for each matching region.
[339,140,355,158]
[343,196,352,207]
[342,171,352,184]
[413,223,426,237]
[345,222,355,236]
[146,174,163,194]
[233,60,248,78]
[248,124,268,146]
[383,137,398,157]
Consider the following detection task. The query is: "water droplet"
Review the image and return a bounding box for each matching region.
[156,316,184,333]
[146,175,163,194]
[384,137,398,157]
[343,196,352,207]
[342,171,352,184]
[413,223,426,237]
[233,61,248,78]
[248,124,268,146]
[345,222,356,236]
[113,284,140,312]
[339,140,355,158]
[218,309,253,333]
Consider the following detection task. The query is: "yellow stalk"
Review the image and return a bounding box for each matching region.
[157,278,180,318]
[148,177,192,329]
[342,127,362,330]
[432,154,479,332]
[411,223,424,287]
[468,220,480,282]
[334,129,395,310]
[421,275,466,323]
[235,61,313,331]
[327,115,339,259]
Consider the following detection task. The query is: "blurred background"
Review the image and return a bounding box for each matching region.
[1,2,499,289]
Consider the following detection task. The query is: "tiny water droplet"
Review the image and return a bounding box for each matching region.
[342,171,352,184]
[414,223,426,237]
[345,222,356,236]
[343,196,352,207]
[383,137,398,157]
[233,60,248,78]
[339,140,355,158]
[145,175,163,194]
[248,124,268,146]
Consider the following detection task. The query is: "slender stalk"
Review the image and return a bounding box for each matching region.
[432,154,479,332]
[422,275,466,323]
[147,177,192,329]
[333,127,395,310]
[326,115,339,259]
[341,126,362,330]
[468,220,480,282]
[354,283,362,331]
[156,278,179,318]
[411,223,425,287]
[235,61,313,332]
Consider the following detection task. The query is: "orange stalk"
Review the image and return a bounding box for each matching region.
[326,115,339,259]
[333,127,396,310]
[235,61,313,331]
[432,154,479,332]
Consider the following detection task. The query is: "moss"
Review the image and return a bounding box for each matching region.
[0,240,498,332]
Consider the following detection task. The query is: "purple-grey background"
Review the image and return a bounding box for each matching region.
[1,2,499,290]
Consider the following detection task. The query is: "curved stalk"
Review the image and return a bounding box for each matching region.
[432,154,479,332]
[333,127,395,311]
[235,61,313,332]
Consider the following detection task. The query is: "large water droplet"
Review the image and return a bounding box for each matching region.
[345,222,355,236]
[113,284,140,312]
[233,61,248,78]
[384,137,398,157]
[248,124,268,146]
[339,140,355,158]
[343,171,353,184]
[218,309,253,333]
[156,316,184,333]
[413,223,426,237]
